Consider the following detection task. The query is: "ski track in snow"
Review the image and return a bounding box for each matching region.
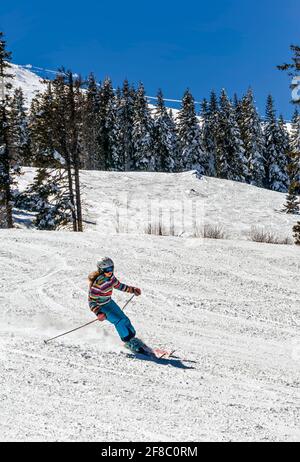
[1,223,300,441]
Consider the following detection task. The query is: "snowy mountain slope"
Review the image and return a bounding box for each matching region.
[1,169,300,442]
[6,63,45,106]
[16,168,299,241]
[7,63,181,117]
[0,229,299,442]
[6,64,292,130]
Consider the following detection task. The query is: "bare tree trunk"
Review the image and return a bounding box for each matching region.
[73,166,83,232]
[67,72,83,232]
[65,151,78,232]
[60,139,77,232]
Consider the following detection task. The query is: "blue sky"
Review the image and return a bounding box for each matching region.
[0,0,299,119]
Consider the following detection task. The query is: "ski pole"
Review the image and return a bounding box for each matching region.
[120,294,135,311]
[43,294,135,344]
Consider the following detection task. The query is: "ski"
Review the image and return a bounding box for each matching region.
[137,343,175,359]
[124,338,175,359]
[128,346,175,360]
[152,348,176,359]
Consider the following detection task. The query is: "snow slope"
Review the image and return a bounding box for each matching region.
[16,168,299,241]
[1,170,300,442]
[0,230,299,442]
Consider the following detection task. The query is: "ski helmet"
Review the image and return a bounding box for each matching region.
[97,257,114,272]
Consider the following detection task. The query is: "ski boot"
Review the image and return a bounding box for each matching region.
[124,337,150,355]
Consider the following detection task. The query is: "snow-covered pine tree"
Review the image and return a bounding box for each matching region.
[289,109,300,191]
[168,109,181,171]
[278,45,300,81]
[283,110,300,214]
[0,32,19,228]
[107,90,122,171]
[81,73,100,170]
[278,115,290,151]
[29,83,58,167]
[216,89,248,182]
[201,91,219,176]
[152,89,177,172]
[201,98,209,153]
[25,81,75,230]
[22,168,74,230]
[132,83,155,171]
[8,87,31,166]
[232,92,243,136]
[232,93,240,111]
[238,89,265,187]
[111,80,136,171]
[97,77,115,170]
[278,114,290,181]
[115,86,121,100]
[278,46,300,191]
[232,93,243,129]
[293,220,300,244]
[177,89,205,173]
[283,180,300,214]
[110,87,124,171]
[27,71,83,232]
[263,95,289,192]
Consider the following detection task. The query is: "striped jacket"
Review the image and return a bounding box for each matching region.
[89,274,134,312]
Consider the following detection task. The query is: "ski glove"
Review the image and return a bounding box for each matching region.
[133,288,142,296]
[97,312,107,322]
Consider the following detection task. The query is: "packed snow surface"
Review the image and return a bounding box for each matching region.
[1,169,300,442]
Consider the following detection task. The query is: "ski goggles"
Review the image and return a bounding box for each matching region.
[103,266,114,273]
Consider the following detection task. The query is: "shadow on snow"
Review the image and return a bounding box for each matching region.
[125,352,196,370]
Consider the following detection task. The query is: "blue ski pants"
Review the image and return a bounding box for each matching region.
[91,300,136,342]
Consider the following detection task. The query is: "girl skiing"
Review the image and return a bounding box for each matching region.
[88,257,144,353]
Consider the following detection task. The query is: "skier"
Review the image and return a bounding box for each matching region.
[88,257,145,353]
